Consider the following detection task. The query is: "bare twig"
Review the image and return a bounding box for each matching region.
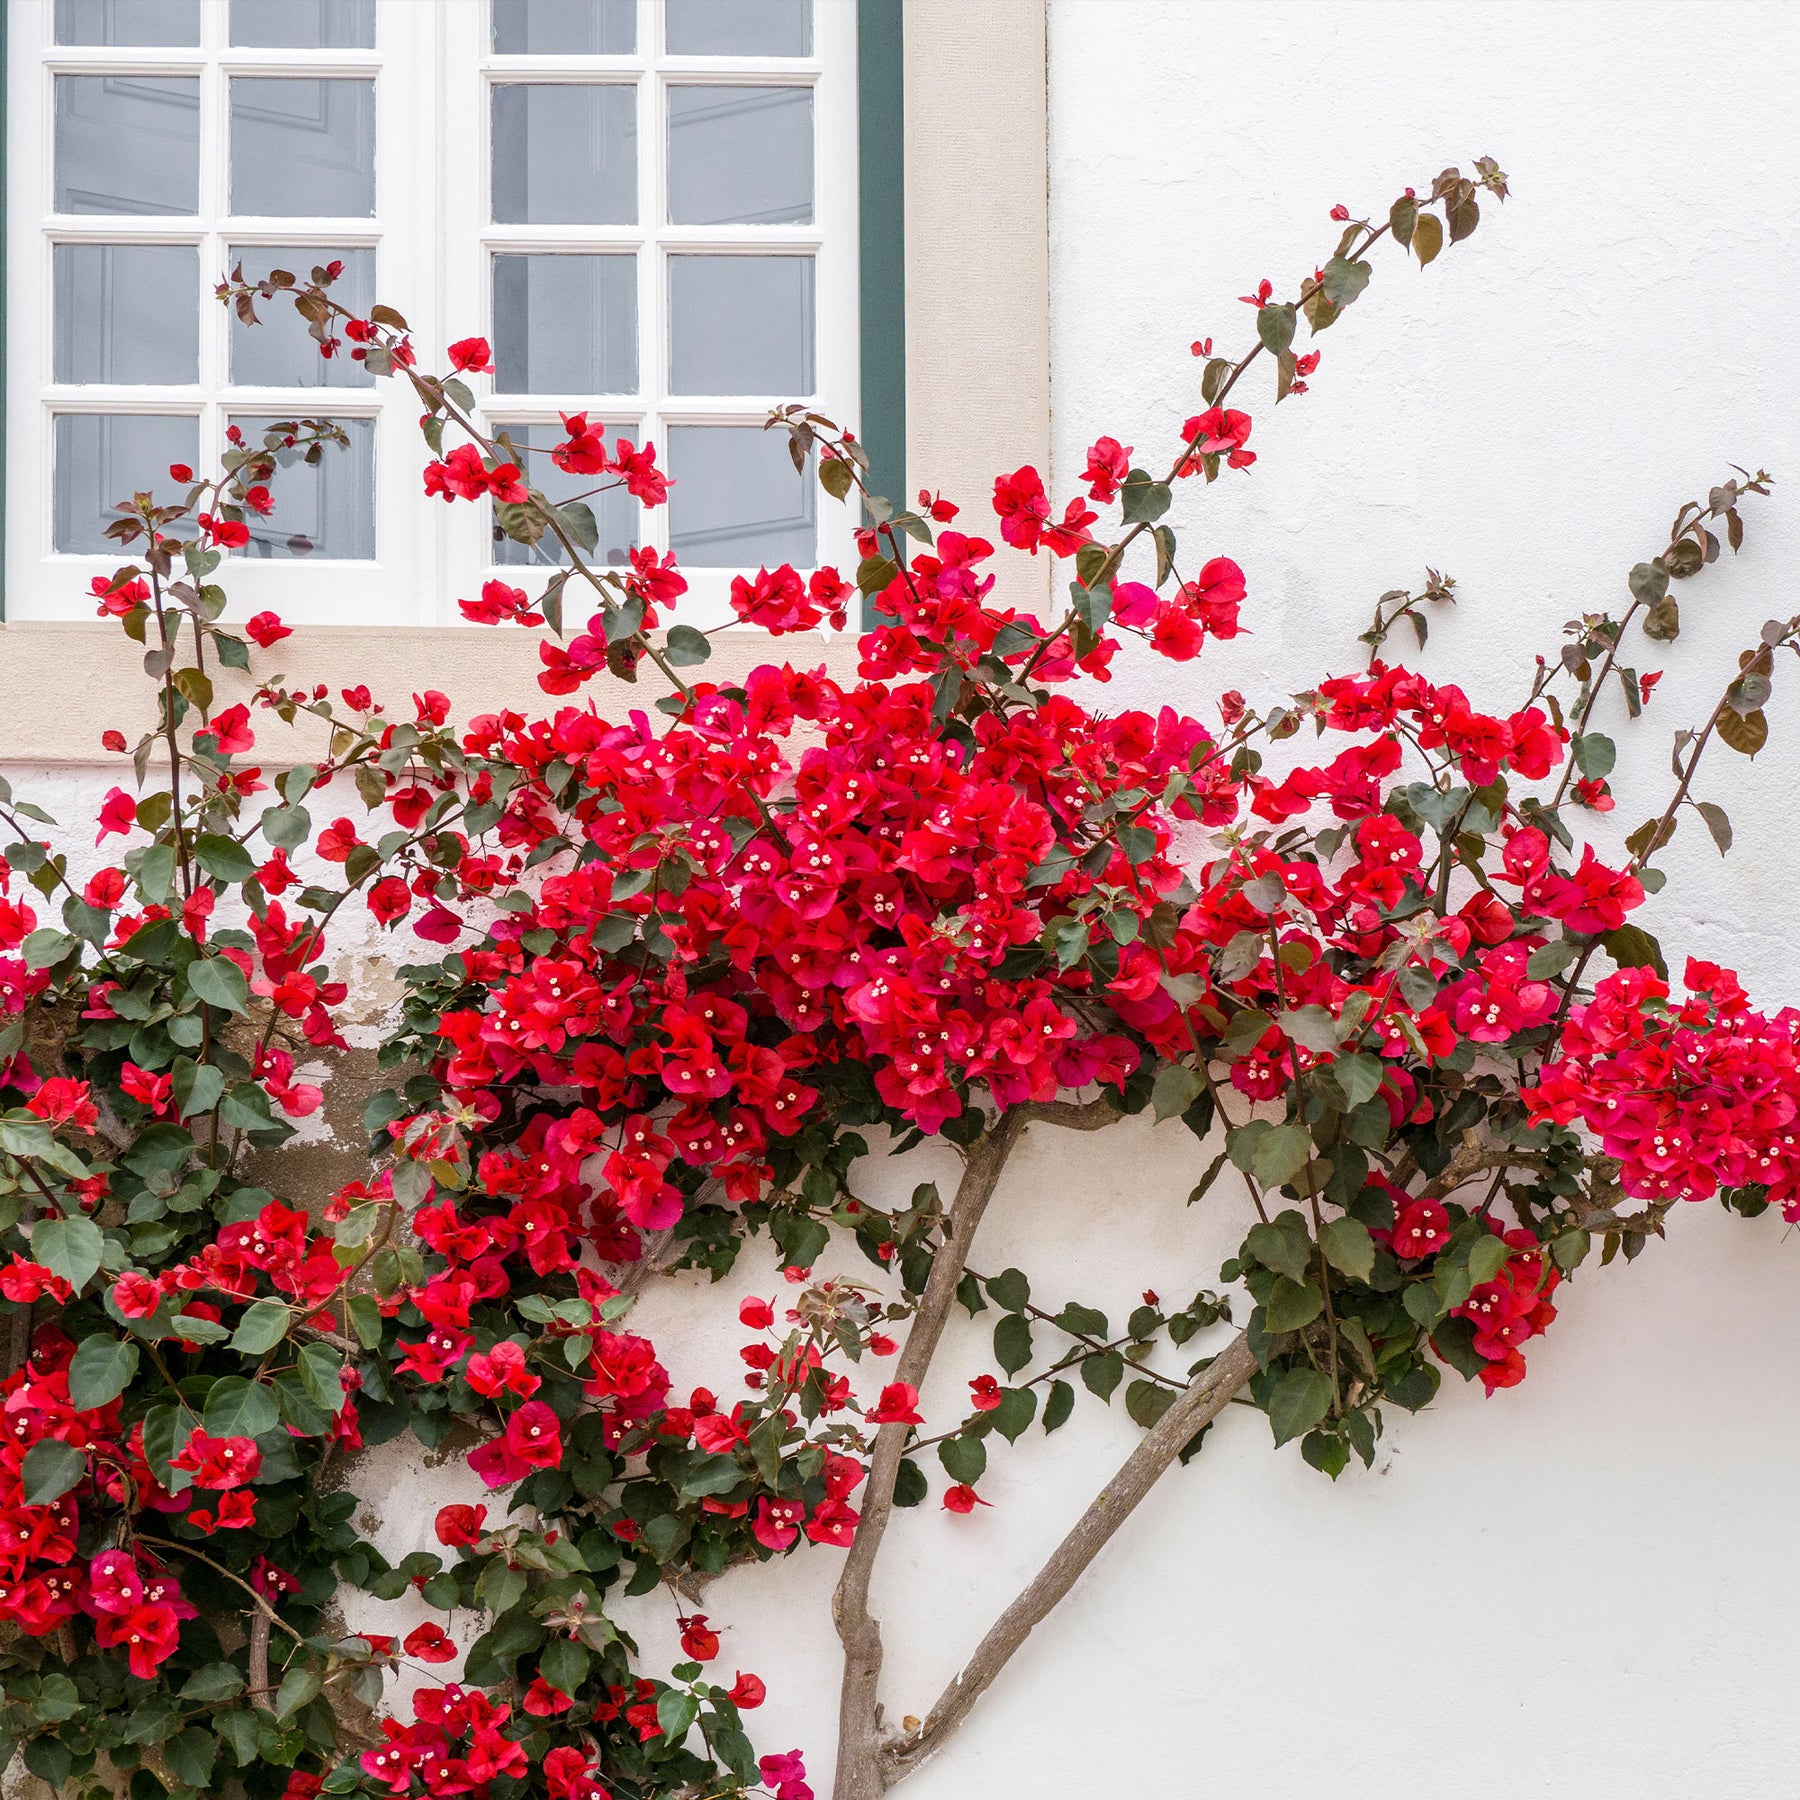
[135,1534,305,1645]
[248,1610,272,1712]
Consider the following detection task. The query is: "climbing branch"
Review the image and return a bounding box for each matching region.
[878,1330,1257,1782]
[830,1096,1117,1800]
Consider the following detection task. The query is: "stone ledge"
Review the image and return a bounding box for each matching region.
[0,623,864,765]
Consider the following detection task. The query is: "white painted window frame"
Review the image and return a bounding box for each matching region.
[5,0,859,631]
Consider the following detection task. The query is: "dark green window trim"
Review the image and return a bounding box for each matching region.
[857,0,905,623]
[2,19,8,621]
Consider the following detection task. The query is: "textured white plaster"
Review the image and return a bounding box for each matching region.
[913,3,1800,1795]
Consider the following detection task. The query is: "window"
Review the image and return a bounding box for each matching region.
[5,0,861,630]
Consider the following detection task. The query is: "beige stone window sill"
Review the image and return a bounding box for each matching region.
[0,623,866,765]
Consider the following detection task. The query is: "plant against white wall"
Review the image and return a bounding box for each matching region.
[0,158,1788,1800]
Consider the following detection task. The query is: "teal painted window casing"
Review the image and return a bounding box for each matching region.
[857,0,905,626]
[1,21,7,614]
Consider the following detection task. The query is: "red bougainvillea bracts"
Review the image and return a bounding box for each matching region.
[1525,960,1800,1210]
[0,158,1786,1800]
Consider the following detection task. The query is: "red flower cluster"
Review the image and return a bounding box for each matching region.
[991,466,1096,557]
[360,1685,528,1796]
[0,1339,198,1675]
[1450,1225,1561,1394]
[760,1749,814,1800]
[424,445,528,506]
[170,1428,261,1489]
[1178,406,1255,471]
[533,551,689,695]
[467,1399,562,1488]
[1528,960,1800,1212]
[548,413,668,506]
[748,1452,864,1550]
[459,579,543,627]
[84,1551,197,1680]
[728,564,853,633]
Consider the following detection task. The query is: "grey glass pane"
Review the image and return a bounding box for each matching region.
[53,414,199,553]
[230,0,375,47]
[490,425,638,569]
[55,245,200,385]
[492,86,636,226]
[55,77,199,216]
[229,247,376,389]
[493,255,637,395]
[228,415,375,559]
[669,255,812,396]
[667,86,811,225]
[230,79,376,218]
[56,0,199,44]
[493,0,634,53]
[668,425,813,567]
[666,0,810,56]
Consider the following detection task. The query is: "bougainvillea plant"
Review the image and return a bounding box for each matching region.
[0,155,1787,1800]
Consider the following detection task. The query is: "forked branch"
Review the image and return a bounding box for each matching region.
[879,1330,1258,1784]
[830,1096,1117,1800]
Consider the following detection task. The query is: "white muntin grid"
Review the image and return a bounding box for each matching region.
[7,0,436,622]
[443,0,860,631]
[6,0,861,630]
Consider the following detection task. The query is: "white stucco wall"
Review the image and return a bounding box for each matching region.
[7,5,1800,1796]
[1023,2,1800,1795]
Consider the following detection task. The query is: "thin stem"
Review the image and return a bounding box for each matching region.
[903,1342,1184,1457]
[147,557,193,902]
[1547,689,1730,1038]
[1194,1063,1270,1225]
[135,1535,305,1645]
[961,1266,1188,1392]
[1018,218,1403,687]
[1545,599,1645,810]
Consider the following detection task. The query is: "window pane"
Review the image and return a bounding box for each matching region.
[493,255,637,394]
[55,245,200,385]
[667,86,811,225]
[229,247,375,389]
[489,425,639,569]
[491,86,636,226]
[493,0,634,53]
[53,414,198,553]
[668,425,814,567]
[669,255,812,396]
[230,0,375,48]
[55,77,199,216]
[666,0,811,56]
[230,79,376,218]
[56,0,198,44]
[228,416,375,560]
